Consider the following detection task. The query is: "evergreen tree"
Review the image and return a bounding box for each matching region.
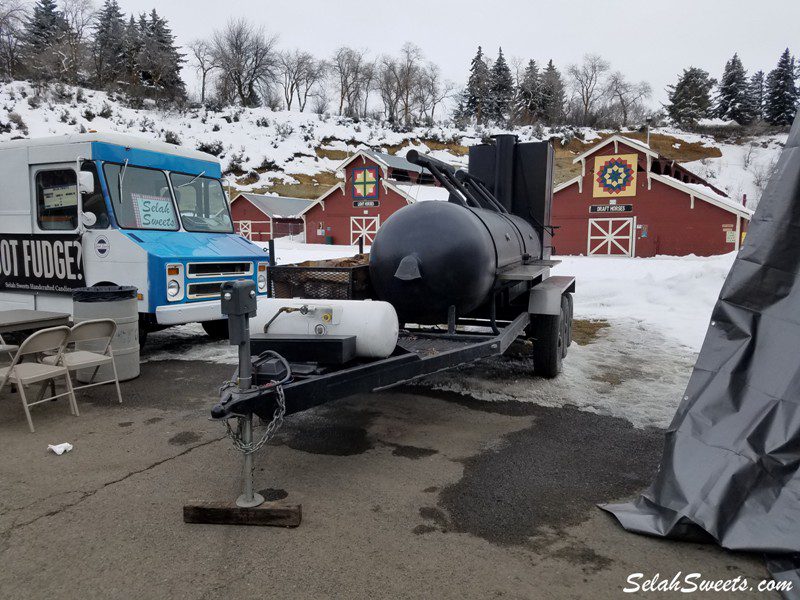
[92,0,126,87]
[22,0,70,83]
[485,47,513,125]
[465,46,490,124]
[715,53,751,124]
[121,15,141,89]
[24,0,67,51]
[764,48,798,126]
[451,88,472,127]
[747,70,765,122]
[665,67,715,125]
[515,59,541,125]
[538,59,565,125]
[134,10,185,101]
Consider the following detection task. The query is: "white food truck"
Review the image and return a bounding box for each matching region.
[0,133,269,344]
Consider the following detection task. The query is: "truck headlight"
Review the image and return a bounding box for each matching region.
[167,279,181,298]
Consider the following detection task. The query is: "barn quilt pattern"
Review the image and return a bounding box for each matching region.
[592,154,638,198]
[352,167,379,199]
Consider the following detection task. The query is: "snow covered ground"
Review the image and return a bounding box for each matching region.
[255,236,368,265]
[552,253,733,351]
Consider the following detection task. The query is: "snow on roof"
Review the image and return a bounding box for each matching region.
[652,173,753,218]
[392,183,451,203]
[0,132,220,162]
[572,134,658,164]
[233,193,313,219]
[366,149,429,174]
[336,148,430,176]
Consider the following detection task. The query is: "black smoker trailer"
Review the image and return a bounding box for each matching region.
[185,137,575,525]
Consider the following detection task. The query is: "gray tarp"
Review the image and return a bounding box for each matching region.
[602,114,800,597]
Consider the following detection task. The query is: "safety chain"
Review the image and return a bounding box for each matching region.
[224,384,286,455]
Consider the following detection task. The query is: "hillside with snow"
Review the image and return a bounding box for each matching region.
[0,81,788,208]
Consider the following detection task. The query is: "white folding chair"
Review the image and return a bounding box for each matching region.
[42,319,123,404]
[0,326,77,433]
[0,333,19,363]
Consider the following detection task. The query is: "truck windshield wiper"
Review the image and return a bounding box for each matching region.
[178,171,205,188]
[117,158,129,200]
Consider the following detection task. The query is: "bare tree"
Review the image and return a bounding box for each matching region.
[567,53,610,125]
[188,39,216,104]
[0,0,26,80]
[416,62,452,123]
[310,83,330,114]
[278,49,313,110]
[605,71,651,127]
[296,57,326,112]
[377,55,401,122]
[330,46,367,116]
[61,0,94,83]
[211,19,278,107]
[358,59,376,118]
[394,42,423,125]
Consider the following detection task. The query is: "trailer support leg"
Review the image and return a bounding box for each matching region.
[236,415,265,508]
[183,279,301,527]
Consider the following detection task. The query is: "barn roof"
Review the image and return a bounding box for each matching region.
[232,193,313,219]
[651,174,753,219]
[572,134,658,163]
[335,149,430,177]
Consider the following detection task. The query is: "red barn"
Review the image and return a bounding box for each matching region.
[552,135,752,257]
[230,193,312,241]
[302,150,449,245]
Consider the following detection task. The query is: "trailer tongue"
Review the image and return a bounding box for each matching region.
[185,137,575,526]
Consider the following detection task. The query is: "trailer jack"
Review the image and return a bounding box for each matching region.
[183,280,302,527]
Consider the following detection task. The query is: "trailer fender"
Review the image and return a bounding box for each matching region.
[528,276,576,316]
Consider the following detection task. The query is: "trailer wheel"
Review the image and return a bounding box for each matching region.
[531,305,564,379]
[202,319,229,340]
[561,294,573,358]
[564,293,574,348]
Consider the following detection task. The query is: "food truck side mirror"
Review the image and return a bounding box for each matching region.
[78,171,95,195]
[80,211,97,227]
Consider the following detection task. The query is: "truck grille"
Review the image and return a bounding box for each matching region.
[187,281,225,300]
[187,262,253,278]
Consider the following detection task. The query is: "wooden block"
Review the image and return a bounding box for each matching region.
[183,501,302,527]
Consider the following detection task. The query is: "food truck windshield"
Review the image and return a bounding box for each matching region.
[102,163,234,233]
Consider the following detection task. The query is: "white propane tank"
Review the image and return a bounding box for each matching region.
[250,298,399,359]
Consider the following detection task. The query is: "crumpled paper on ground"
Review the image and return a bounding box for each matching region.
[47,443,73,455]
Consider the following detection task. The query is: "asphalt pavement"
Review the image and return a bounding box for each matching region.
[0,339,778,599]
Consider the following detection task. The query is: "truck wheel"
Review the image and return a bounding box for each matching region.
[202,320,229,340]
[531,305,564,379]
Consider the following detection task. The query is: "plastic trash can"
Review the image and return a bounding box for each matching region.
[72,286,140,382]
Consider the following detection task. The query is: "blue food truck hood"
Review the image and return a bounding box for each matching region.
[122,229,266,260]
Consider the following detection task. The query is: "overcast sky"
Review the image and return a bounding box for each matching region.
[124,0,799,107]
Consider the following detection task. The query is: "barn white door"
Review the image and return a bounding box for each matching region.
[350,216,380,244]
[237,220,252,240]
[587,217,636,256]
